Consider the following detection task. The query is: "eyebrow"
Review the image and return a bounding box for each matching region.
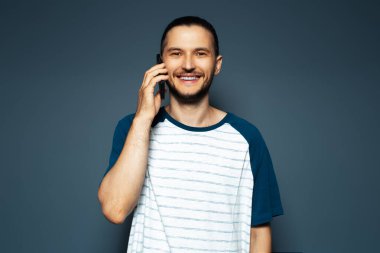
[166,47,181,52]
[166,47,211,52]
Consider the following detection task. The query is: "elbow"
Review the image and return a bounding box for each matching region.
[98,189,135,224]
[102,204,128,224]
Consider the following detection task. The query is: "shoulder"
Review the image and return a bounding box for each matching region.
[226,112,264,145]
[115,107,166,132]
[113,112,136,135]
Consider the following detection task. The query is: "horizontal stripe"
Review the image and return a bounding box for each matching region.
[148,147,247,163]
[149,138,247,153]
[151,132,247,145]
[128,234,169,250]
[134,212,251,234]
[166,227,250,238]
[152,181,252,199]
[133,210,162,222]
[140,182,253,214]
[137,196,251,226]
[134,201,251,229]
[162,214,251,226]
[129,230,249,253]
[148,155,247,172]
[170,234,249,245]
[213,128,243,136]
[140,191,252,210]
[147,163,253,183]
[131,230,249,245]
[131,222,166,234]
[149,174,252,190]
[150,189,252,211]
[170,245,245,253]
[142,245,170,253]
[141,202,252,221]
[132,221,251,237]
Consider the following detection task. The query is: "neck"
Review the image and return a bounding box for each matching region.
[165,95,226,127]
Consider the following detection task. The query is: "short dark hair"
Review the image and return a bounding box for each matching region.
[160,16,220,56]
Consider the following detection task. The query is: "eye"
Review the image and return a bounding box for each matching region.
[170,51,181,56]
[195,51,207,56]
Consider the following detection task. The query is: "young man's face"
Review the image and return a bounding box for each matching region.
[162,25,222,104]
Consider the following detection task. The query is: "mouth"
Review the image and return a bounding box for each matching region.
[176,73,202,85]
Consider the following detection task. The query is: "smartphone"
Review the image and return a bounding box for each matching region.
[156,54,166,100]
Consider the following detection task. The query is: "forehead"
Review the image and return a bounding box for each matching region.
[164,25,214,50]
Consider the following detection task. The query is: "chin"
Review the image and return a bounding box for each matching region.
[168,82,211,105]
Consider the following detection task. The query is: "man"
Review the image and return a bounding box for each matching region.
[98,16,283,252]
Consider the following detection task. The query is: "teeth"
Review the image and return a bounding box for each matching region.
[180,76,197,80]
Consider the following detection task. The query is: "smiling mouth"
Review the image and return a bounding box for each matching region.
[180,76,198,81]
[176,74,202,82]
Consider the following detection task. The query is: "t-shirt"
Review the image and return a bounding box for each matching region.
[104,106,283,252]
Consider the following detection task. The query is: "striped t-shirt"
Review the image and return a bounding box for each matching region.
[104,106,283,252]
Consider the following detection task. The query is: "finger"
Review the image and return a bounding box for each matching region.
[144,63,166,78]
[141,75,169,95]
[148,75,169,89]
[141,63,166,87]
[142,68,168,88]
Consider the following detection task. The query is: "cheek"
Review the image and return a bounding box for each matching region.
[196,60,215,72]
[164,62,178,75]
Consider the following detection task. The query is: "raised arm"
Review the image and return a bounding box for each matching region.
[97,63,168,224]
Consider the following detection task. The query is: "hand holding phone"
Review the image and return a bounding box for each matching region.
[156,54,166,100]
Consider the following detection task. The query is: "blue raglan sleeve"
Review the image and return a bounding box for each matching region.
[102,114,134,179]
[250,131,284,226]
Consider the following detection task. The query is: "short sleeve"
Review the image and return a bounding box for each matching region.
[102,114,134,179]
[250,132,284,226]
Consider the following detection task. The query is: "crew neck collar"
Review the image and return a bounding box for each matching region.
[160,106,230,132]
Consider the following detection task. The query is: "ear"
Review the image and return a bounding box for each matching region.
[214,55,223,75]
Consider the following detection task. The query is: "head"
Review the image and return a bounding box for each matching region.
[160,16,222,104]
[160,16,220,57]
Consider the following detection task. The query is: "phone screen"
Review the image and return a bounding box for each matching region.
[156,54,165,100]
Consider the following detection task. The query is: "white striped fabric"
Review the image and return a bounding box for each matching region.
[127,118,253,253]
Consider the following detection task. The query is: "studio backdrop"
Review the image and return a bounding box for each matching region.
[1,1,379,252]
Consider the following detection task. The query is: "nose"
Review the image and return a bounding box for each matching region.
[182,54,195,71]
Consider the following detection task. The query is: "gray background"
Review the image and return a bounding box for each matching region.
[1,0,379,252]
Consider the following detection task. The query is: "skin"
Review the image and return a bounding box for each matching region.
[161,25,225,125]
[98,24,272,252]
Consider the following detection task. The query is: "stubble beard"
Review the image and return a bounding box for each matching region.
[167,72,215,105]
